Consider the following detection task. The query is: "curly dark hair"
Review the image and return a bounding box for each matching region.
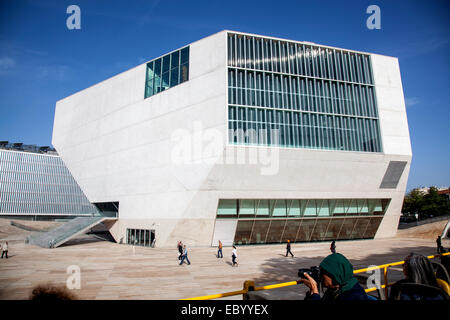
[30,284,77,300]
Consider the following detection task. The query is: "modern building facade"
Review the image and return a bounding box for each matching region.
[0,142,99,219]
[52,30,412,248]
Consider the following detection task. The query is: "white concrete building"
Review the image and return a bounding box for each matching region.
[52,30,411,248]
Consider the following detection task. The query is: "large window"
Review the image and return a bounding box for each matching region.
[145,46,189,99]
[227,33,382,152]
[217,198,389,219]
[216,198,389,245]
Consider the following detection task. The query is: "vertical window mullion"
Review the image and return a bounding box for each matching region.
[294,44,300,75]
[361,117,368,151]
[355,116,362,151]
[233,34,238,68]
[356,54,363,84]
[341,116,347,150]
[252,36,256,70]
[374,120,382,152]
[278,41,283,74]
[363,56,371,84]
[318,47,324,78]
[326,49,332,79]
[243,36,248,70]
[332,116,338,149]
[280,74,285,108]
[269,40,274,72]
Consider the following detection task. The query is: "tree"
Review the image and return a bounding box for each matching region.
[402,188,424,217]
[422,186,449,218]
[402,186,450,220]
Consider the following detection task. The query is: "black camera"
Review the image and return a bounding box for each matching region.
[298,266,321,284]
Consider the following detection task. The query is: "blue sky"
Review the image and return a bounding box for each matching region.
[0,0,448,191]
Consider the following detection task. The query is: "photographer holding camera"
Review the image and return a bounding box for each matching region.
[299,253,369,301]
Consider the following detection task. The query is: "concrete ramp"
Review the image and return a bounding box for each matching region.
[26,216,116,248]
[396,220,450,240]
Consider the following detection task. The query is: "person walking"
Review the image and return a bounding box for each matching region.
[177,241,183,260]
[217,240,223,258]
[330,240,336,254]
[436,236,443,254]
[285,240,294,257]
[1,242,8,259]
[179,245,191,265]
[231,245,238,267]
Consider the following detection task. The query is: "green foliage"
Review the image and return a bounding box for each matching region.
[402,187,450,219]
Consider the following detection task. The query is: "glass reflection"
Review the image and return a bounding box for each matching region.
[144,46,189,99]
[323,218,345,240]
[272,200,287,217]
[296,219,316,241]
[218,198,389,245]
[337,218,358,239]
[250,220,271,243]
[227,33,381,153]
[239,199,255,217]
[266,220,286,243]
[217,199,237,217]
[281,219,302,242]
[256,199,270,217]
[310,218,331,241]
[350,217,371,239]
[234,220,253,245]
[364,217,383,238]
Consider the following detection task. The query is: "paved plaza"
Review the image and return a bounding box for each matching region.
[0,219,448,300]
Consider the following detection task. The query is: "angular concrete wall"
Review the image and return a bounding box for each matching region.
[53,31,411,247]
[371,54,412,238]
[53,31,228,247]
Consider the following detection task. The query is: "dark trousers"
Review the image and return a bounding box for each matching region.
[1,250,7,258]
[217,248,223,258]
[286,249,294,257]
[232,255,237,266]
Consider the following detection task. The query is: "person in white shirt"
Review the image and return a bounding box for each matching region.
[1,242,8,259]
[231,245,238,267]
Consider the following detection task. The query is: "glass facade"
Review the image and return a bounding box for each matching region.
[216,198,389,244]
[227,33,382,152]
[144,46,190,98]
[126,228,155,247]
[0,150,99,216]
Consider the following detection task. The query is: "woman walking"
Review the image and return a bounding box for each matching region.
[231,245,238,267]
[177,241,183,260]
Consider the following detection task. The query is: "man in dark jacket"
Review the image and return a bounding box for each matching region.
[285,240,294,257]
[300,253,369,301]
[436,236,443,254]
[330,241,336,254]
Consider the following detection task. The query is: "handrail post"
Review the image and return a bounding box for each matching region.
[383,266,388,298]
[243,280,255,300]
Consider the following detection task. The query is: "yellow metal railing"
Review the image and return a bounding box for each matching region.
[353,252,449,297]
[182,252,450,300]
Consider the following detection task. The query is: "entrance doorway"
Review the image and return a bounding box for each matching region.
[126,228,155,247]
